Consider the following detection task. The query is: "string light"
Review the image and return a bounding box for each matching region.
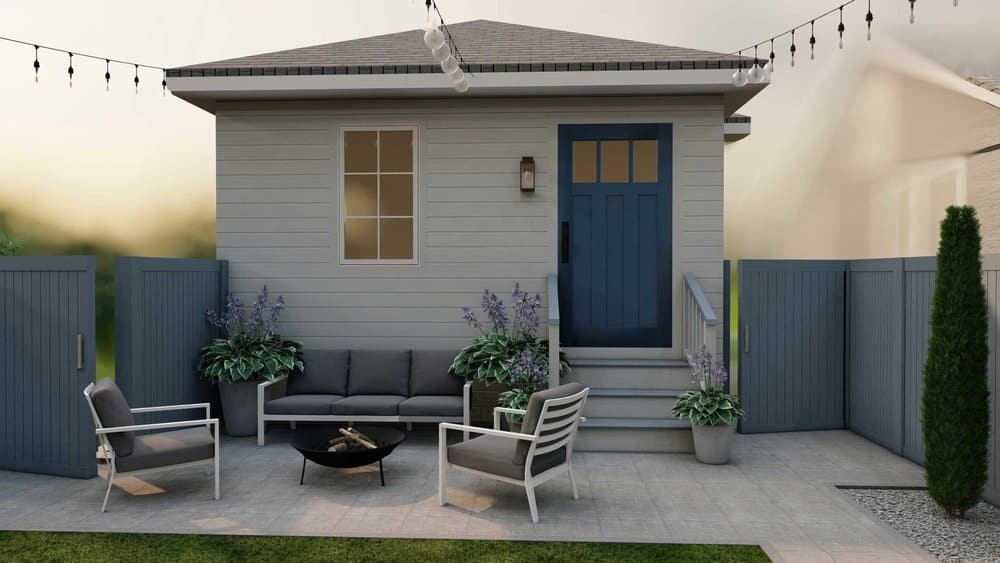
[837,6,846,49]
[105,59,111,92]
[765,38,775,76]
[866,0,874,40]
[909,0,916,24]
[32,45,39,83]
[67,52,73,88]
[809,20,816,60]
[423,0,471,93]
[133,64,139,94]
[790,29,797,68]
[162,69,167,96]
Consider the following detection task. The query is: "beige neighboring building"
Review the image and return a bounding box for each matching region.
[726,42,1000,259]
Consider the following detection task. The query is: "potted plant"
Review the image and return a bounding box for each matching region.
[671,347,744,464]
[197,287,302,436]
[451,284,569,430]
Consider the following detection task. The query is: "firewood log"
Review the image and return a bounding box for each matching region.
[339,427,378,449]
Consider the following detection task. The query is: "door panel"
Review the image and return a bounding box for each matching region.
[558,124,672,347]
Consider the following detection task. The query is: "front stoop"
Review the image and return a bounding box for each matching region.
[566,357,695,453]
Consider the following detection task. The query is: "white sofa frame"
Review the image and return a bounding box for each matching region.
[257,375,472,446]
[437,387,589,523]
[83,382,220,513]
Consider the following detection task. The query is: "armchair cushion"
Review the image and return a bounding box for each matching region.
[399,395,463,417]
[346,350,411,396]
[287,349,349,396]
[330,395,406,416]
[410,350,464,396]
[265,394,343,415]
[447,435,566,480]
[115,427,214,473]
[514,382,585,464]
[90,379,136,457]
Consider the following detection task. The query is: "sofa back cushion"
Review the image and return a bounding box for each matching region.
[89,378,136,457]
[410,350,464,396]
[287,349,349,396]
[347,350,411,396]
[514,382,586,465]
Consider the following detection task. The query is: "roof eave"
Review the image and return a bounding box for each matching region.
[167,69,767,114]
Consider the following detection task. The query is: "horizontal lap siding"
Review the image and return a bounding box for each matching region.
[215,97,724,350]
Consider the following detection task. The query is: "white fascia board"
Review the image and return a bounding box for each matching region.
[724,121,752,142]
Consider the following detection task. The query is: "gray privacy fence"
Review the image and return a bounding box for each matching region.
[0,256,97,478]
[114,257,228,423]
[738,256,999,505]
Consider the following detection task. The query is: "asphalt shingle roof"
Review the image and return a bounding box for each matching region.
[168,19,741,77]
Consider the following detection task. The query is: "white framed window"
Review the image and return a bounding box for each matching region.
[339,125,418,264]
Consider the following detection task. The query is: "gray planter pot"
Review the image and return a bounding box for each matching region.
[691,422,735,464]
[218,380,259,437]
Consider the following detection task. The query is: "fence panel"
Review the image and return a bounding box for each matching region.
[0,256,96,478]
[901,258,936,465]
[984,257,1000,505]
[847,259,905,454]
[114,257,227,423]
[738,260,847,433]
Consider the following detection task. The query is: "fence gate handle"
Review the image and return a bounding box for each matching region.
[76,334,83,370]
[743,325,749,355]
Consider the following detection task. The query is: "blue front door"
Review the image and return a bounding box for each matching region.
[558,124,673,347]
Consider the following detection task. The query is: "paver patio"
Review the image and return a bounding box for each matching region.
[0,428,932,562]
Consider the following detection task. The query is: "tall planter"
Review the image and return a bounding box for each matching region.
[218,381,259,437]
[691,423,735,464]
[923,205,990,517]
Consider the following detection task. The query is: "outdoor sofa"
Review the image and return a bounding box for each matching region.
[257,349,470,445]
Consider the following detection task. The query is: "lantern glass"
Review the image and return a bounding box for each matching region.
[520,157,535,192]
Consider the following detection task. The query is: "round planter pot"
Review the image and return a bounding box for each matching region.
[500,417,523,434]
[218,380,259,437]
[691,422,735,465]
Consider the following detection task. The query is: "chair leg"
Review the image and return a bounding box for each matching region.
[438,425,448,506]
[258,416,265,447]
[214,423,221,500]
[289,421,296,430]
[568,463,580,500]
[525,482,539,524]
[406,421,413,431]
[101,464,116,513]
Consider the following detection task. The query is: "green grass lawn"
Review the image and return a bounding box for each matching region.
[0,531,769,562]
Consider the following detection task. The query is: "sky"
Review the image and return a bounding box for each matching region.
[0,0,998,254]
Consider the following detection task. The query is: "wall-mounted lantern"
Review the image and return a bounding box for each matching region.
[520,156,535,193]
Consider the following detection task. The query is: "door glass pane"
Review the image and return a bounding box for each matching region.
[344,131,378,173]
[345,218,378,259]
[380,175,413,217]
[380,130,413,173]
[380,218,413,260]
[344,175,377,216]
[572,141,597,183]
[600,140,629,183]
[632,140,658,183]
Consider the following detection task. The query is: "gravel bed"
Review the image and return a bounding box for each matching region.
[843,488,1000,562]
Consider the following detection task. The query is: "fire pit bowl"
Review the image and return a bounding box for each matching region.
[291,425,405,486]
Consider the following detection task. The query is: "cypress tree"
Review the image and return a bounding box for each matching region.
[922,205,990,517]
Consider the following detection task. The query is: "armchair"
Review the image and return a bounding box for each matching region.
[438,382,589,523]
[83,379,220,512]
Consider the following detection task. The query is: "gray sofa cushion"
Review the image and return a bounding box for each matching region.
[514,382,586,464]
[265,394,343,415]
[287,349,349,396]
[330,395,405,416]
[410,350,464,396]
[347,350,411,396]
[115,427,214,473]
[399,395,463,417]
[90,379,135,457]
[447,435,566,480]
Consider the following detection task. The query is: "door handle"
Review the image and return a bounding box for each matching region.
[743,325,749,355]
[560,221,570,264]
[76,333,83,370]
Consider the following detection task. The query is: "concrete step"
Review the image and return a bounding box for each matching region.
[584,389,685,419]
[566,360,693,390]
[576,417,693,452]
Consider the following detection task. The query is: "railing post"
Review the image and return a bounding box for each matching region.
[547,274,560,389]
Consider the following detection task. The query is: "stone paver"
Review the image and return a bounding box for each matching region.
[0,429,933,561]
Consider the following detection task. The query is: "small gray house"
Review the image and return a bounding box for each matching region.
[167,20,767,451]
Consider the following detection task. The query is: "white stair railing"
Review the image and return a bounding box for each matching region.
[682,273,719,363]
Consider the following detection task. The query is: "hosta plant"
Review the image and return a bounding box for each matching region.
[671,347,744,426]
[452,284,569,421]
[197,287,303,384]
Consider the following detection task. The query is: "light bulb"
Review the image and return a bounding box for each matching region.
[432,43,451,63]
[440,56,459,75]
[731,68,748,87]
[791,56,795,68]
[454,77,469,93]
[910,13,915,24]
[867,29,872,41]
[763,60,773,74]
[748,64,764,84]
[810,50,815,61]
[954,0,958,5]
[424,26,445,50]
[449,69,465,85]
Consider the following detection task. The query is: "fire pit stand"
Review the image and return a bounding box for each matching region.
[291,425,405,487]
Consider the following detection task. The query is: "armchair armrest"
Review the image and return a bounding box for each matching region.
[97,418,219,435]
[493,406,527,430]
[258,375,288,415]
[132,403,211,418]
[462,381,473,440]
[439,422,535,442]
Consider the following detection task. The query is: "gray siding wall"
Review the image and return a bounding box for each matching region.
[214,96,725,354]
[114,257,227,422]
[0,256,96,478]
